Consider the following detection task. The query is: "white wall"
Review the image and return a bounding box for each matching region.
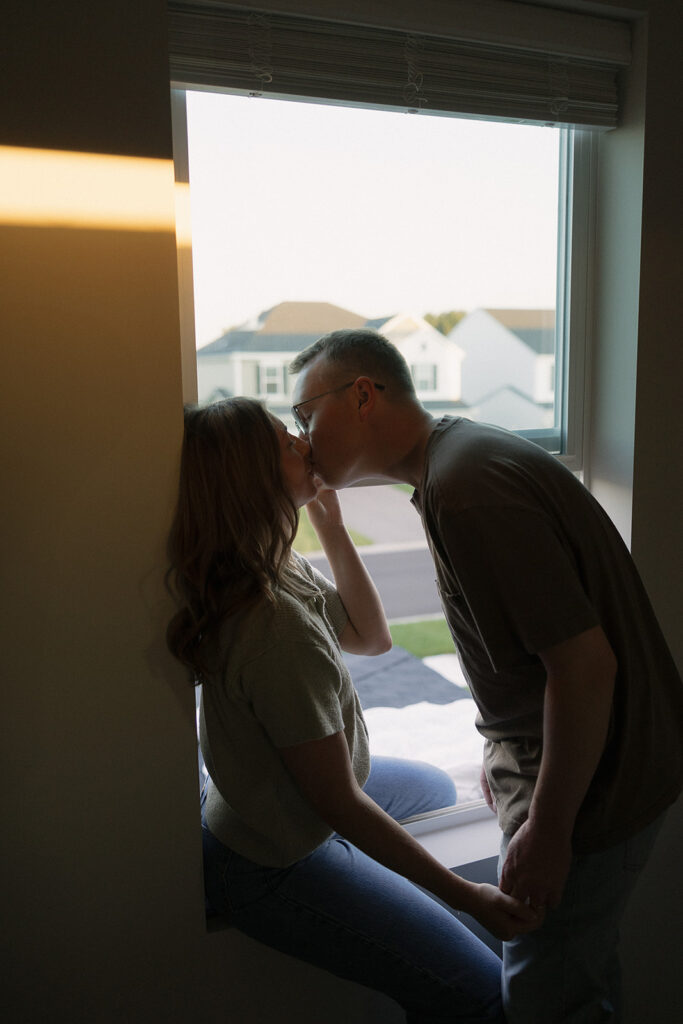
[383,315,464,400]
[453,309,537,406]
[196,352,237,400]
[2,2,681,1022]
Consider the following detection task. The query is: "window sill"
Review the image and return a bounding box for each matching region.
[402,799,501,868]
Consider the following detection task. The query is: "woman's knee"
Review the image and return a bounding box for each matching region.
[365,756,457,819]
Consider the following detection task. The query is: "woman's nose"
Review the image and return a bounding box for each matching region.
[296,435,311,454]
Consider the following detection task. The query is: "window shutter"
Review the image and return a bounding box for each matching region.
[167,1,631,129]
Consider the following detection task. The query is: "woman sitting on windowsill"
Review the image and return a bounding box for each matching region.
[165,397,540,1024]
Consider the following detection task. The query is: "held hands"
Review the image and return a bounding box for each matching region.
[499,817,573,911]
[468,882,544,941]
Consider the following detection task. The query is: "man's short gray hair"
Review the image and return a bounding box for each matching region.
[290,328,416,397]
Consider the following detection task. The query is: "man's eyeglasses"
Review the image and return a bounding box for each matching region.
[291,380,385,434]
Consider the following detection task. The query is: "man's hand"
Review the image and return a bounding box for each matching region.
[480,763,496,813]
[499,818,572,910]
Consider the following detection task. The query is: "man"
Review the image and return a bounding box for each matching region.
[289,328,683,1024]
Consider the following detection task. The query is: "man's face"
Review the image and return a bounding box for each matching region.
[291,358,361,488]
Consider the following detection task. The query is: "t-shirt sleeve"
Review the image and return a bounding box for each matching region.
[436,503,599,670]
[244,641,346,749]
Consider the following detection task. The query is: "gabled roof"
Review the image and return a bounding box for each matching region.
[473,382,553,408]
[484,309,555,355]
[201,331,325,355]
[198,301,368,355]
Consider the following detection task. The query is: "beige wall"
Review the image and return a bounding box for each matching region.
[2,2,681,1021]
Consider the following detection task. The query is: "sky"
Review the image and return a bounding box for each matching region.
[185,90,560,349]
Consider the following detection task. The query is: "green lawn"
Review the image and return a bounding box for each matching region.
[388,618,456,659]
[293,507,373,553]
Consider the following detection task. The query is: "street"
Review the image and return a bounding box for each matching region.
[306,542,442,621]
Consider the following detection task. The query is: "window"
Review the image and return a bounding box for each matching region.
[182,91,572,444]
[169,1,624,829]
[411,364,438,393]
[174,89,593,819]
[259,363,286,396]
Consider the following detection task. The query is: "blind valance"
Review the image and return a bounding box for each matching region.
[167,1,631,129]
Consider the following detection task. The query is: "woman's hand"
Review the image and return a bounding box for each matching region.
[281,733,543,943]
[305,486,344,533]
[303,488,391,656]
[463,882,545,941]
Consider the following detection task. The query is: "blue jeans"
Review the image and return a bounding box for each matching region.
[202,756,504,1023]
[499,813,666,1024]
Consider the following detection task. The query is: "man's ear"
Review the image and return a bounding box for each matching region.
[354,377,377,419]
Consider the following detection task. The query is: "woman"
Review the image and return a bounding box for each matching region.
[166,398,538,1023]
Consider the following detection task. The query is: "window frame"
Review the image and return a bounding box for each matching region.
[171,86,598,838]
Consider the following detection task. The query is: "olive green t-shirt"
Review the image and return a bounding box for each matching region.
[200,557,370,868]
[413,417,683,853]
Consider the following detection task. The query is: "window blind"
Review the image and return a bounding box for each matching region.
[167,2,631,129]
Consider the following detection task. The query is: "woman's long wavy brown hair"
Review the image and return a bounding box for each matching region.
[166,398,299,680]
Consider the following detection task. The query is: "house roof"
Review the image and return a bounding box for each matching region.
[201,331,325,355]
[484,309,555,355]
[198,301,368,355]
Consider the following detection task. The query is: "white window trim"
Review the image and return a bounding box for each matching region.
[513,126,595,468]
[558,129,598,473]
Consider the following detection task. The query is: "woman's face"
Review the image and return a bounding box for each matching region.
[273,418,318,508]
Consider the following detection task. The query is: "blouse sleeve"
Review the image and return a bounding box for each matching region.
[243,640,346,748]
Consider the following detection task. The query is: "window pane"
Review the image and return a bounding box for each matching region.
[187,91,559,438]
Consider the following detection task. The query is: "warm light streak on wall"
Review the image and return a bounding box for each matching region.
[0,146,181,232]
[174,179,193,250]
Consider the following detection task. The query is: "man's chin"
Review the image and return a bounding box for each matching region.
[314,466,349,490]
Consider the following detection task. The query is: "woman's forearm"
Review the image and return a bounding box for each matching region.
[316,521,391,654]
[280,732,540,939]
[329,784,479,910]
[306,489,390,654]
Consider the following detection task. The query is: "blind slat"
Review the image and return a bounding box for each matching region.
[167,3,631,129]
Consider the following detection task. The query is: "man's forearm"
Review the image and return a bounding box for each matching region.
[530,670,614,836]
[499,626,617,907]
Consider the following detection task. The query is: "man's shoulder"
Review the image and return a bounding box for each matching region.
[424,417,516,487]
[422,417,564,513]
